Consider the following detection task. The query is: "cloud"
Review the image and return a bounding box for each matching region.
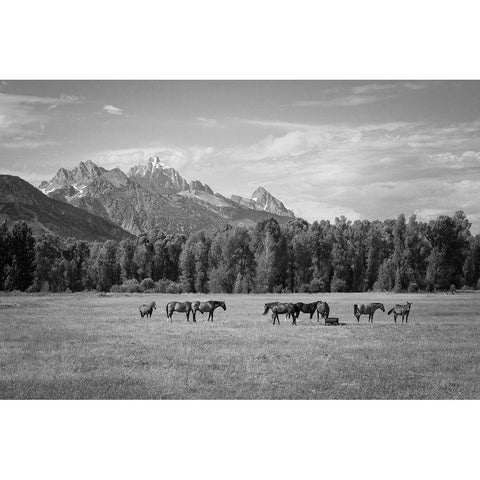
[291,94,393,107]
[103,104,124,116]
[289,81,429,109]
[197,117,218,127]
[0,92,81,148]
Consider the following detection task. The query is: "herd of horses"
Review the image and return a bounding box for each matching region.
[139,299,413,325]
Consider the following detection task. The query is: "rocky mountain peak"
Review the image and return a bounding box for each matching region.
[39,160,105,194]
[230,187,294,217]
[128,156,188,193]
[189,180,214,195]
[251,186,295,217]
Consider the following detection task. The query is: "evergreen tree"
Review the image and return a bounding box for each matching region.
[9,222,36,290]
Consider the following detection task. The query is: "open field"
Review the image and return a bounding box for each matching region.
[1,292,479,399]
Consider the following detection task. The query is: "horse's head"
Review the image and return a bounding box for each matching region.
[380,303,385,312]
[406,302,412,310]
[221,301,226,310]
[152,302,156,309]
[263,304,270,315]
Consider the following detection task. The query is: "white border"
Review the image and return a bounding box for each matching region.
[1,1,479,478]
[2,0,480,79]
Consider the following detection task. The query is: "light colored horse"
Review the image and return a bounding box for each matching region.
[139,301,156,318]
[387,302,412,323]
[166,301,195,322]
[316,301,330,322]
[353,303,385,323]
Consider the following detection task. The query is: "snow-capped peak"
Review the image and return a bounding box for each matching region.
[149,156,167,170]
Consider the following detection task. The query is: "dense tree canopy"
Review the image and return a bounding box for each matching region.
[1,212,479,293]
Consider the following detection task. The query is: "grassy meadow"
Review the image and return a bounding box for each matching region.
[1,291,479,399]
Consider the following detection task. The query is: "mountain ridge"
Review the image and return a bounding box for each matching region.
[37,156,296,235]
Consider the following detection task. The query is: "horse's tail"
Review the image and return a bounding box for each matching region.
[165,304,169,318]
[353,304,358,315]
[387,308,394,315]
[325,303,330,318]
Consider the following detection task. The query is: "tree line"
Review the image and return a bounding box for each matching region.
[1,211,480,294]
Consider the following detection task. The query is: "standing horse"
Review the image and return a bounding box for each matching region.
[353,303,385,323]
[292,302,319,320]
[316,301,330,322]
[263,302,298,325]
[139,301,156,318]
[387,302,412,323]
[192,300,226,322]
[166,301,195,322]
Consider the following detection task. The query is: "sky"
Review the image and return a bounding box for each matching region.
[2,80,480,231]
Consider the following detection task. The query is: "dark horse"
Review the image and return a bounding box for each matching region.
[286,302,327,322]
[139,301,156,318]
[289,302,318,320]
[353,303,385,323]
[263,302,298,325]
[387,302,412,323]
[316,301,330,322]
[192,300,226,322]
[166,301,195,322]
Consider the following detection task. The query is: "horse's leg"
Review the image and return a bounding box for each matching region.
[192,310,197,323]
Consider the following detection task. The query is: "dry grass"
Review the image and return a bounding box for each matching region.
[1,291,479,399]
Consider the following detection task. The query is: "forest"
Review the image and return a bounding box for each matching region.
[1,211,479,294]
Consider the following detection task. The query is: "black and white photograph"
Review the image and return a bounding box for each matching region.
[2,78,480,400]
[1,1,479,479]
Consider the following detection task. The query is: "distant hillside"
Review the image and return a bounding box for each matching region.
[0,175,133,241]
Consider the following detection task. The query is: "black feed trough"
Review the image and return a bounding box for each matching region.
[325,317,339,326]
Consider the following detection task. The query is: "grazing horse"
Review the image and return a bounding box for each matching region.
[263,302,298,325]
[316,301,330,322]
[192,300,226,322]
[166,301,195,322]
[139,301,156,318]
[387,302,412,323]
[353,303,385,323]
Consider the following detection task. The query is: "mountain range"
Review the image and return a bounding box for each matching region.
[32,156,295,238]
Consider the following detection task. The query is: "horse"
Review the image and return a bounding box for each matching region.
[387,302,412,323]
[353,303,385,323]
[286,301,326,322]
[292,302,319,320]
[139,301,156,318]
[166,301,195,322]
[192,300,226,322]
[316,301,330,322]
[263,302,298,325]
